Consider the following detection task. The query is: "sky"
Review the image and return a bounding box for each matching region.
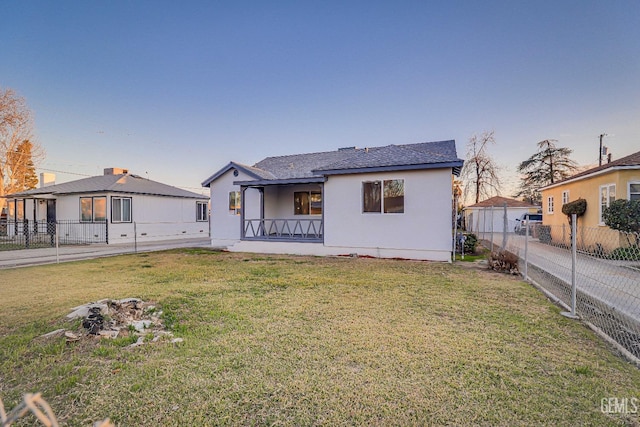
[1,1,639,198]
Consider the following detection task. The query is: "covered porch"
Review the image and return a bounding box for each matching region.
[237,177,325,243]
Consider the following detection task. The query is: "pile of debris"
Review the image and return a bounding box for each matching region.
[40,298,182,347]
[488,250,520,275]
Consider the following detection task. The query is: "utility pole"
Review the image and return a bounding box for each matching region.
[599,133,608,166]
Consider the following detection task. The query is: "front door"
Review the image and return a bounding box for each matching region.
[46,200,56,222]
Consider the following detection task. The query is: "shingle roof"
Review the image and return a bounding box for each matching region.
[313,141,460,174]
[466,196,539,209]
[542,149,640,189]
[203,140,462,186]
[8,174,208,199]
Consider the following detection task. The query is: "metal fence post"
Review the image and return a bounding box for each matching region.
[501,203,507,250]
[55,222,60,264]
[562,214,579,319]
[523,217,529,279]
[24,218,29,248]
[490,207,494,252]
[134,221,138,254]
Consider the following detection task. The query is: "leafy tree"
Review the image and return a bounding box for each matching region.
[602,199,640,247]
[0,88,45,206]
[460,130,501,204]
[8,140,39,191]
[514,139,577,204]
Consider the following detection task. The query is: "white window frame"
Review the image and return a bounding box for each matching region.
[599,184,616,225]
[362,179,404,214]
[80,196,107,222]
[111,197,132,223]
[547,196,554,214]
[229,191,241,215]
[562,190,570,205]
[196,201,208,222]
[629,181,640,202]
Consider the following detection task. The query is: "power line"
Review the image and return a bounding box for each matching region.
[37,168,93,177]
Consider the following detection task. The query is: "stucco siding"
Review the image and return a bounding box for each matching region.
[323,169,453,256]
[542,169,640,229]
[209,168,250,242]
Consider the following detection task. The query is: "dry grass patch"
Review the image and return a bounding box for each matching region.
[0,250,639,426]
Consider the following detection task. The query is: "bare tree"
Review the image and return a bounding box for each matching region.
[0,88,45,207]
[514,139,577,204]
[460,130,502,204]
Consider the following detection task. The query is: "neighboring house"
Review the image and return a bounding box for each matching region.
[540,150,640,251]
[202,140,464,261]
[4,168,209,244]
[463,196,539,234]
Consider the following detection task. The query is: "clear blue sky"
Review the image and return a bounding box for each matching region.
[2,1,638,196]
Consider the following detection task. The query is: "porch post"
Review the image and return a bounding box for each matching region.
[321,182,325,242]
[240,186,247,239]
[258,187,265,237]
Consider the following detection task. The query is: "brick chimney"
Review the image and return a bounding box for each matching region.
[104,168,129,175]
[40,172,56,188]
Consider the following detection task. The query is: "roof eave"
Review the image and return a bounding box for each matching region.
[540,165,640,191]
[234,177,327,187]
[201,162,267,188]
[313,161,464,176]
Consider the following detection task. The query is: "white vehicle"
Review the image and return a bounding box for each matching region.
[514,213,542,235]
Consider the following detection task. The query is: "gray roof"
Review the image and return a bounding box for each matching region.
[202,140,463,187]
[8,174,208,199]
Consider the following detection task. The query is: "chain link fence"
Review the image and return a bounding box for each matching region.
[467,206,640,362]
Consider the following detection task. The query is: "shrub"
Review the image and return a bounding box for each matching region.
[562,198,587,227]
[463,233,478,254]
[603,199,640,247]
[609,246,640,261]
[561,198,587,217]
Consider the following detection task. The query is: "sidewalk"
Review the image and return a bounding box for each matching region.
[0,237,213,269]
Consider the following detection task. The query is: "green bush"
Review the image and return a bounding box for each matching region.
[462,232,478,254]
[609,246,640,261]
[561,198,587,216]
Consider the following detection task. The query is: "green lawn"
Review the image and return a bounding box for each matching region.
[1,249,639,426]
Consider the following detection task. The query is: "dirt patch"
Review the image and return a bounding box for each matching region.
[40,298,181,346]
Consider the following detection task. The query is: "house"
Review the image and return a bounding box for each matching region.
[540,150,640,251]
[463,196,540,234]
[202,140,464,261]
[4,168,209,244]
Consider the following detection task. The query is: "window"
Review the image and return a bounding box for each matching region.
[80,196,107,222]
[111,197,132,223]
[547,196,554,214]
[363,181,382,213]
[362,179,404,214]
[599,184,616,224]
[197,201,208,222]
[383,179,404,213]
[229,191,241,215]
[562,190,570,205]
[294,191,322,215]
[630,182,640,201]
[15,199,24,220]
